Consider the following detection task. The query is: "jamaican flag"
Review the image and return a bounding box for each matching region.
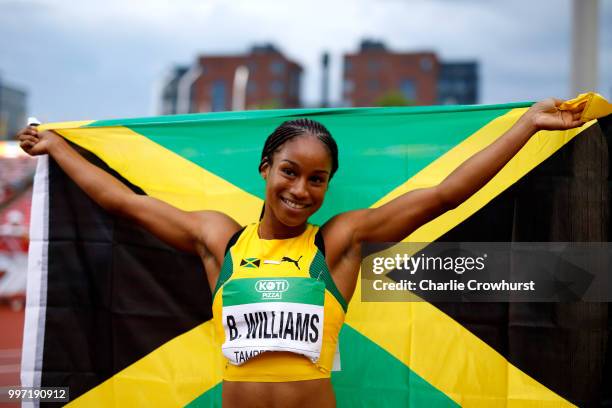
[22,94,612,407]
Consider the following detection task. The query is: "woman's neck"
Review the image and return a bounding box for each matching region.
[258,215,307,240]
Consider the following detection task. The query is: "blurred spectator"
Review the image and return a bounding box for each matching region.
[0,149,35,311]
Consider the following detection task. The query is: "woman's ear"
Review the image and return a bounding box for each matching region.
[259,160,270,180]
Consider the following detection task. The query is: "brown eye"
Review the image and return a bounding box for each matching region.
[282,168,296,177]
[310,176,325,184]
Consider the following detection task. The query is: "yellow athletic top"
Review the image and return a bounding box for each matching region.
[212,223,348,382]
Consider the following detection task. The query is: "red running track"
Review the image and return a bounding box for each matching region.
[0,306,24,408]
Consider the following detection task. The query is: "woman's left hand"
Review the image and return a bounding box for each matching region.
[526,98,586,131]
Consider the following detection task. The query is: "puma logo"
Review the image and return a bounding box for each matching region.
[281,255,302,270]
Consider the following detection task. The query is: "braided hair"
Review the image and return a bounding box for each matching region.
[258,118,339,220]
[259,118,339,179]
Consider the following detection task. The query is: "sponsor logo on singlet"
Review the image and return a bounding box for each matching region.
[255,279,289,300]
[281,255,302,270]
[221,277,325,365]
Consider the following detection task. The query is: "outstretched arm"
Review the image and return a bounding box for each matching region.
[17,127,240,270]
[323,98,585,298]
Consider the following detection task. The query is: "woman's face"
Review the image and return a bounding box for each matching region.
[260,135,332,228]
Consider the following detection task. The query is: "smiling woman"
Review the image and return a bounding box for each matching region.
[15,98,586,407]
[212,120,347,407]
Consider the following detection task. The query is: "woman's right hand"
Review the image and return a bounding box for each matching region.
[16,126,61,156]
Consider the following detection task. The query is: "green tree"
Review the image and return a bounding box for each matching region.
[375,90,415,107]
[252,99,281,110]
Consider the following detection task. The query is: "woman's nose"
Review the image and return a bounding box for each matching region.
[290,178,308,199]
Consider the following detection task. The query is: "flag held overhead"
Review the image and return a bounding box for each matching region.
[23,98,612,407]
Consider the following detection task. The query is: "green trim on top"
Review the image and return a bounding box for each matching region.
[212,252,233,299]
[310,250,348,313]
[84,102,533,128]
[222,277,325,306]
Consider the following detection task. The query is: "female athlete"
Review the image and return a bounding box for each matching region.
[17,98,585,407]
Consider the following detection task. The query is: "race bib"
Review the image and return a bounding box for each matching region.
[221,277,325,365]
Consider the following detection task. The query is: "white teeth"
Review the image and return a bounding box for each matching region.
[282,198,306,209]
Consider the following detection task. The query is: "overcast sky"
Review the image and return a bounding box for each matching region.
[1,0,610,122]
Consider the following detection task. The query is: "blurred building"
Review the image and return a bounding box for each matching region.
[321,52,331,108]
[0,77,27,140]
[159,44,302,114]
[158,66,190,115]
[343,40,440,107]
[438,62,479,105]
[342,40,478,107]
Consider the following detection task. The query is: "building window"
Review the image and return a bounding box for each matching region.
[419,57,432,72]
[368,59,381,72]
[400,79,417,101]
[270,61,285,75]
[211,80,226,112]
[344,60,352,72]
[438,79,452,95]
[270,80,284,94]
[247,61,257,74]
[247,81,257,95]
[454,82,468,93]
[367,79,379,92]
[341,98,353,107]
[289,73,300,97]
[343,79,354,94]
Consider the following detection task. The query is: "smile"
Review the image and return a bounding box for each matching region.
[281,197,309,210]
